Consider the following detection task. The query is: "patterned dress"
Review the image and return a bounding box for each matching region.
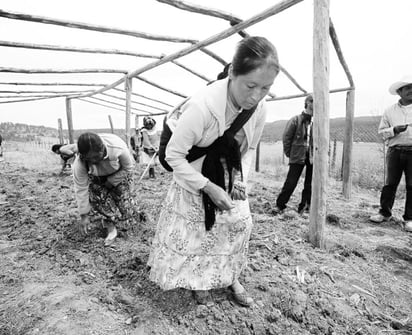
[148,94,254,291]
[88,173,140,231]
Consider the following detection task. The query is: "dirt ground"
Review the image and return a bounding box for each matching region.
[0,148,411,335]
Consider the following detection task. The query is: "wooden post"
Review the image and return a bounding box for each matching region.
[255,141,260,172]
[135,114,139,130]
[125,77,132,147]
[342,90,355,198]
[383,141,386,184]
[57,118,64,144]
[108,115,114,133]
[332,138,337,172]
[65,98,74,144]
[309,0,330,248]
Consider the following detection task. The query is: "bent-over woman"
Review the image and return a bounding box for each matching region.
[148,36,279,306]
[73,132,139,245]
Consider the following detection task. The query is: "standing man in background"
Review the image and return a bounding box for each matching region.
[370,76,412,233]
[272,95,314,215]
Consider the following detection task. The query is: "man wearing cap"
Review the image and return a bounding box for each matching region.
[272,95,314,215]
[370,76,412,232]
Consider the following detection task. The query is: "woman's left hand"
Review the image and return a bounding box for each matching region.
[231,181,247,201]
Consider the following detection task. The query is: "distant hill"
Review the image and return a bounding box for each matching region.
[261,115,382,143]
[0,122,127,143]
[1,116,383,144]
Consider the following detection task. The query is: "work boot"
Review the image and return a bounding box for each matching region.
[149,167,155,178]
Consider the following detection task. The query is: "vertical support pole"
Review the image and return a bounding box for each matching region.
[58,118,64,144]
[383,141,386,185]
[65,98,74,144]
[342,90,355,198]
[125,77,132,147]
[255,141,260,172]
[332,138,337,172]
[108,115,114,134]
[135,114,140,130]
[309,0,330,248]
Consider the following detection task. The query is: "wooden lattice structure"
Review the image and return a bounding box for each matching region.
[0,0,355,247]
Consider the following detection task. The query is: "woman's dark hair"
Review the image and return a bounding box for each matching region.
[231,36,279,77]
[77,132,104,155]
[216,63,231,80]
[143,116,156,130]
[51,144,63,154]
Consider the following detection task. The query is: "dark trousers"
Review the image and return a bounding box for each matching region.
[276,154,313,210]
[379,146,412,220]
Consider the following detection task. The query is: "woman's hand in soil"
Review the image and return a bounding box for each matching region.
[78,214,90,236]
[203,181,235,211]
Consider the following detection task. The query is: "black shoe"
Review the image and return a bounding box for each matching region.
[298,204,310,215]
[271,206,284,215]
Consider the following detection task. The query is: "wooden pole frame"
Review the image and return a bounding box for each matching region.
[58,118,64,144]
[309,0,330,249]
[125,77,132,147]
[65,98,74,144]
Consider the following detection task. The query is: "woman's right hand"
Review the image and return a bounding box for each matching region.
[203,181,235,211]
[78,214,90,236]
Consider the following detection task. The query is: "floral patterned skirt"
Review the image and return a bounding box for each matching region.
[89,174,140,231]
[148,181,253,291]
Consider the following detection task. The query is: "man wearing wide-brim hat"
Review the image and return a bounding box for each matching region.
[370,75,412,232]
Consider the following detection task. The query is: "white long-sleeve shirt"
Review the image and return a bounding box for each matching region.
[165,77,267,194]
[378,102,412,147]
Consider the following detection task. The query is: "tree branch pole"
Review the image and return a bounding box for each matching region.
[58,118,64,144]
[158,0,307,94]
[100,92,170,113]
[329,18,356,199]
[342,90,355,198]
[0,40,162,59]
[0,9,196,43]
[125,77,132,147]
[309,0,330,249]
[266,87,353,102]
[74,0,304,100]
[108,115,114,134]
[65,98,74,144]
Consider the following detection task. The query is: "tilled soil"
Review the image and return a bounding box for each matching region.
[0,151,411,335]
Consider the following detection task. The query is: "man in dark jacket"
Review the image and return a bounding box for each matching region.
[273,95,313,215]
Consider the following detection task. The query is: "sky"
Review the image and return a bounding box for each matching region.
[0,0,411,130]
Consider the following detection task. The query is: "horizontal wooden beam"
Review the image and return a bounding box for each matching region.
[266,87,354,102]
[101,92,170,113]
[89,96,151,114]
[0,89,93,94]
[157,0,240,22]
[159,0,306,94]
[0,94,72,104]
[74,0,303,99]
[112,88,174,108]
[0,40,162,59]
[80,97,158,116]
[0,81,108,86]
[79,97,127,113]
[135,76,188,98]
[0,67,127,74]
[171,60,212,82]
[87,97,167,116]
[0,9,196,43]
